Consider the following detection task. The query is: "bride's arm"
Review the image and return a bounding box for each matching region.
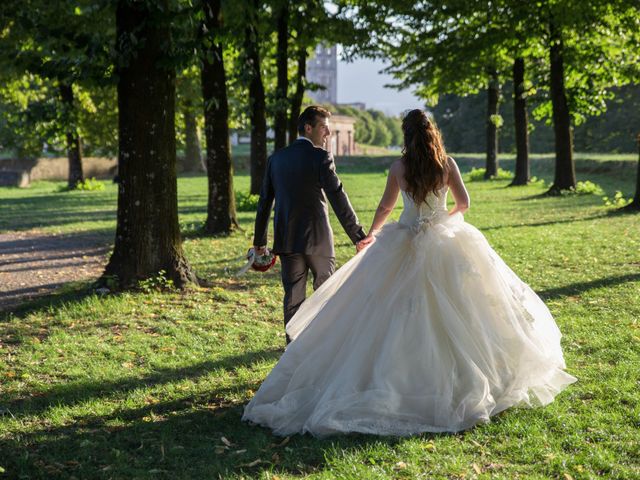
[447,157,470,215]
[357,162,401,250]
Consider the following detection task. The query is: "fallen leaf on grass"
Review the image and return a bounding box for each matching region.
[220,436,234,447]
[421,441,436,451]
[239,459,263,468]
[472,463,482,474]
[232,449,247,455]
[268,436,290,448]
[394,461,408,470]
[564,474,575,480]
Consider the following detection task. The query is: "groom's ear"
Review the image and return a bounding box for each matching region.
[304,123,313,136]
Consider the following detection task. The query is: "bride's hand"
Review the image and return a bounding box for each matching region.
[356,233,376,253]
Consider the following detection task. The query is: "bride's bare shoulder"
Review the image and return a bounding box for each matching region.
[389,159,406,188]
[445,156,459,184]
[390,158,404,175]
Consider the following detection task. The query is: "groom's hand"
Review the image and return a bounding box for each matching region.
[254,245,267,256]
[356,235,375,252]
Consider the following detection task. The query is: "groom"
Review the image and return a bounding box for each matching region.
[253,106,367,342]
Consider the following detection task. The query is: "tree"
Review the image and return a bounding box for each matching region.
[384,115,403,146]
[242,0,268,195]
[547,16,575,193]
[273,0,289,151]
[530,0,640,193]
[58,82,84,187]
[200,0,238,234]
[359,0,511,176]
[177,69,204,172]
[349,0,640,192]
[103,0,197,288]
[0,0,114,188]
[288,43,307,143]
[369,110,392,147]
[510,56,531,185]
[485,68,501,179]
[623,133,640,211]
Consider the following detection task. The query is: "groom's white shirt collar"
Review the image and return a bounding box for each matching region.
[297,136,313,145]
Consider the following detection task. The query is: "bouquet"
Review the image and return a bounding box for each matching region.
[236,247,277,275]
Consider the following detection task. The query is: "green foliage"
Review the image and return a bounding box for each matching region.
[530,176,545,186]
[384,115,403,146]
[76,178,106,192]
[335,105,401,147]
[371,117,392,146]
[574,180,605,196]
[57,177,106,193]
[465,167,514,181]
[489,114,504,129]
[602,191,633,208]
[0,75,59,158]
[352,0,640,161]
[137,270,175,293]
[235,191,259,211]
[432,84,640,154]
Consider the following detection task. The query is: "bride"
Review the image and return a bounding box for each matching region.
[242,109,577,437]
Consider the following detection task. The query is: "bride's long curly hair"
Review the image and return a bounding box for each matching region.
[401,109,449,204]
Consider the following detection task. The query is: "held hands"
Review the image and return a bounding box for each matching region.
[254,245,267,256]
[356,233,376,253]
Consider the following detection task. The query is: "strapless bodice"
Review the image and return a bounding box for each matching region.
[398,188,449,229]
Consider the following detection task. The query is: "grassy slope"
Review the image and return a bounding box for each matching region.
[0,158,639,479]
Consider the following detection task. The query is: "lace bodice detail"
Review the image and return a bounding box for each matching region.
[398,187,449,229]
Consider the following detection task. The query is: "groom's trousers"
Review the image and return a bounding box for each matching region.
[280,253,335,335]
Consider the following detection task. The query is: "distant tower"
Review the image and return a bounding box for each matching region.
[306,44,337,104]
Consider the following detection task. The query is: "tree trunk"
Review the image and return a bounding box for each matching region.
[183,100,203,172]
[484,70,500,179]
[201,0,238,234]
[104,0,197,289]
[623,133,640,211]
[245,3,267,195]
[288,45,307,144]
[59,82,84,189]
[274,1,289,151]
[510,57,530,186]
[548,21,576,194]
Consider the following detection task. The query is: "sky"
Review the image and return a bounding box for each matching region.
[337,56,425,117]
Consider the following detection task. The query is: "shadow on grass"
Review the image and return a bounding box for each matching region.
[481,211,610,231]
[538,273,640,300]
[1,283,97,321]
[4,348,283,417]
[0,230,112,256]
[1,191,117,231]
[0,345,412,479]
[1,382,441,479]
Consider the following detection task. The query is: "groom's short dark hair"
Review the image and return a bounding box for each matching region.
[297,106,331,135]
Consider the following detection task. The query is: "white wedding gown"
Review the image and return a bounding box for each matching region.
[243,188,577,437]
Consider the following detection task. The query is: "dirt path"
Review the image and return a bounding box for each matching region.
[0,231,111,312]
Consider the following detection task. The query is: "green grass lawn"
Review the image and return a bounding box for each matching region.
[1,158,639,479]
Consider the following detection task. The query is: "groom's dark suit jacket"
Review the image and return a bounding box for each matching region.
[253,138,365,257]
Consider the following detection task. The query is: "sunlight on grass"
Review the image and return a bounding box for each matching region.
[1,158,639,478]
